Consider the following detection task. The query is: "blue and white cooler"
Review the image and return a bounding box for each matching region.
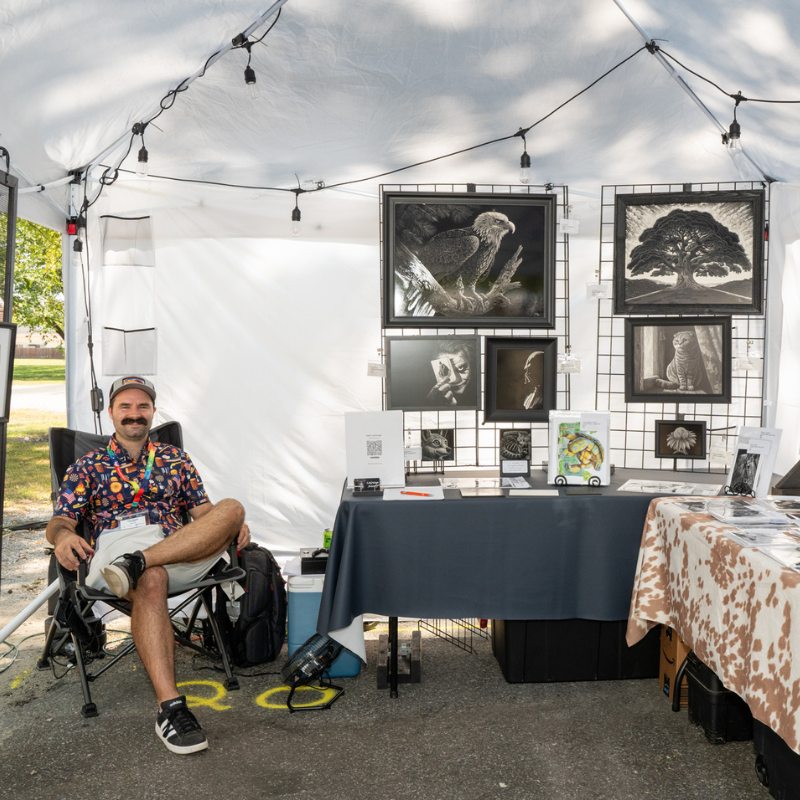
[287,575,363,678]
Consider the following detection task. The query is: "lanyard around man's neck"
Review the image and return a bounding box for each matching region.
[107,440,156,508]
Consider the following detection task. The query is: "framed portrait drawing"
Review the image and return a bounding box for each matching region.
[382,191,556,328]
[385,335,480,411]
[625,317,731,404]
[0,323,16,422]
[655,419,707,460]
[484,336,557,422]
[614,189,765,314]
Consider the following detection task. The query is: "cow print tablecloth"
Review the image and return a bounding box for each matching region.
[626,496,800,754]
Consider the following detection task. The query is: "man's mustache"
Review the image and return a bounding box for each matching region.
[121,417,148,426]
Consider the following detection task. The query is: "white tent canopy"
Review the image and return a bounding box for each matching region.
[3,0,800,554]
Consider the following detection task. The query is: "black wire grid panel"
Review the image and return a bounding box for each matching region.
[594,181,770,472]
[417,618,491,655]
[379,183,572,470]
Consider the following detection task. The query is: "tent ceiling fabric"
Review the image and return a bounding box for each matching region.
[3,0,800,227]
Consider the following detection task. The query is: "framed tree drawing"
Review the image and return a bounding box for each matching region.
[625,317,732,404]
[655,419,707,459]
[484,336,557,422]
[382,191,556,328]
[385,335,480,411]
[614,189,765,314]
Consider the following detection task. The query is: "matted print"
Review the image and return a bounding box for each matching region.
[625,317,731,404]
[383,191,556,328]
[614,189,765,314]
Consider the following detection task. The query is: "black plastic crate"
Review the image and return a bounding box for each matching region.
[754,720,800,800]
[491,619,659,683]
[685,652,753,743]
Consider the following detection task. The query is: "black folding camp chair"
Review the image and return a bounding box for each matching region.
[37,421,244,717]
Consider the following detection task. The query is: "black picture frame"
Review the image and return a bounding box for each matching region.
[655,419,708,459]
[382,191,556,328]
[420,428,456,461]
[484,336,557,422]
[625,317,732,404]
[614,189,765,314]
[0,322,16,422]
[385,335,480,411]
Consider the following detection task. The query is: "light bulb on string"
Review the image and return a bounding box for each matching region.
[243,43,258,99]
[721,92,743,151]
[519,133,531,184]
[291,193,302,237]
[132,122,149,176]
[136,144,149,176]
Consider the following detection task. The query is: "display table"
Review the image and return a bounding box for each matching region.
[316,468,721,693]
[627,497,800,755]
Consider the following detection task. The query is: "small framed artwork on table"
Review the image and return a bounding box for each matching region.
[624,317,732,404]
[499,429,531,477]
[614,189,765,314]
[420,429,455,461]
[484,337,557,422]
[655,420,708,460]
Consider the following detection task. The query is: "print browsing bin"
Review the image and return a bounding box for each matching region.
[287,575,362,678]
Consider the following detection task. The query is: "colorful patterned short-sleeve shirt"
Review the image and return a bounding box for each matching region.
[53,435,209,545]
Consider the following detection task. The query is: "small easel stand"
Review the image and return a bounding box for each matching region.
[406,459,445,476]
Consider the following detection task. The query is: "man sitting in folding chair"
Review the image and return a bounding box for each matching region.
[46,375,250,755]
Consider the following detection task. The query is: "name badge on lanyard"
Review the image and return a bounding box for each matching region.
[118,512,149,530]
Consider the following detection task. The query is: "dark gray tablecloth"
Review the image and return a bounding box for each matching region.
[316,468,723,634]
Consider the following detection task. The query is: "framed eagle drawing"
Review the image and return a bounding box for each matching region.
[381,191,557,328]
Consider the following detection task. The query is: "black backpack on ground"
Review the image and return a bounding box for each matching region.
[212,543,287,667]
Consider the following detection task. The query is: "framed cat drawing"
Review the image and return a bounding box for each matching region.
[624,317,732,404]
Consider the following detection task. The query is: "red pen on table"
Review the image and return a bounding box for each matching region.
[400,490,432,497]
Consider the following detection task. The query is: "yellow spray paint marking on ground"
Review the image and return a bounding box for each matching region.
[10,668,31,690]
[255,684,339,710]
[176,679,232,711]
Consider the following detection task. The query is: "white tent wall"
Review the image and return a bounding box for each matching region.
[70,192,380,556]
[769,183,800,475]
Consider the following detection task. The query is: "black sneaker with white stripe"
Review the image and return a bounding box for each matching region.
[155,696,208,754]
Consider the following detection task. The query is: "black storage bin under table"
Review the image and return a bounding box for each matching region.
[491,619,660,683]
[754,719,800,800]
[685,651,753,743]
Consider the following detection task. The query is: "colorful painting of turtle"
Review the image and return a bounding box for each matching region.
[553,422,606,486]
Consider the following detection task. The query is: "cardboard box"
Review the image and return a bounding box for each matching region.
[659,625,690,707]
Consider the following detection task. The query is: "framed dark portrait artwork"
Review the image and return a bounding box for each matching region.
[655,419,708,460]
[484,336,557,422]
[385,335,480,411]
[625,317,731,404]
[382,191,556,328]
[420,428,455,461]
[614,189,765,314]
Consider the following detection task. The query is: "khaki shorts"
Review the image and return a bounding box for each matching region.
[86,525,224,594]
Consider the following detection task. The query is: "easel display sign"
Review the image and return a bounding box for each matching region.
[726,426,781,497]
[345,410,405,489]
[547,411,610,487]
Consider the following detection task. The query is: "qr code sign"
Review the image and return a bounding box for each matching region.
[366,439,383,458]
